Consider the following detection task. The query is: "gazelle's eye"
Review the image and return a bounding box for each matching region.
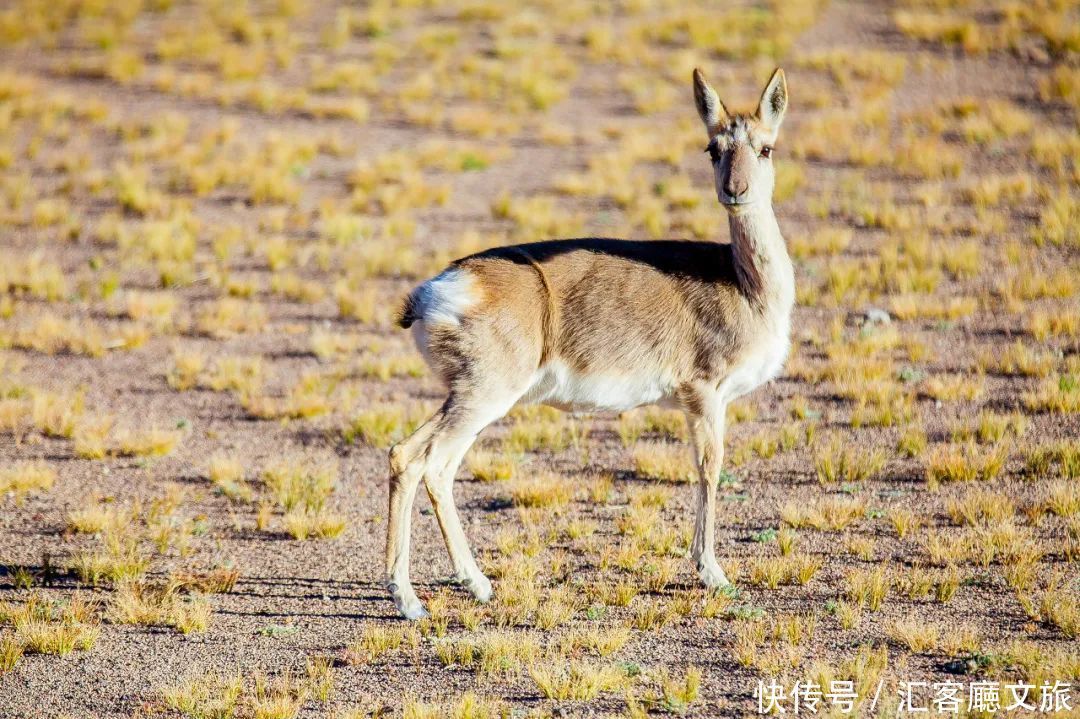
[704,141,719,162]
[761,146,773,159]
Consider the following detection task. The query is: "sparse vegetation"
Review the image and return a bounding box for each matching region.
[0,0,1075,714]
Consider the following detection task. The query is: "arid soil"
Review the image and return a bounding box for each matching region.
[0,0,1078,717]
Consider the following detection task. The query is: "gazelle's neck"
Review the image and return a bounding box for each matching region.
[727,202,793,313]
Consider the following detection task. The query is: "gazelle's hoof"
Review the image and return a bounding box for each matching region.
[388,582,429,620]
[697,562,730,591]
[395,596,429,621]
[466,574,493,603]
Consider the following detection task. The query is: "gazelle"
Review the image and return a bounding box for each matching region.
[386,67,794,619]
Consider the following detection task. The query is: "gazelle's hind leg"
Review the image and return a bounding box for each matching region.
[681,388,731,591]
[421,399,512,603]
[386,389,523,619]
[386,410,444,619]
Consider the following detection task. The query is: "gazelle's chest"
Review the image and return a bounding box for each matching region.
[719,312,792,403]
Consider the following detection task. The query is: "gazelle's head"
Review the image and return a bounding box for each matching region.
[693,67,788,214]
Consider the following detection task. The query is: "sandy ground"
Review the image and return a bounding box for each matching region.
[0,0,1078,717]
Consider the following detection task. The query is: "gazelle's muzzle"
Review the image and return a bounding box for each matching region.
[719,143,755,204]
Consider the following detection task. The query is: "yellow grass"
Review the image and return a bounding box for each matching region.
[632,442,696,483]
[0,461,56,502]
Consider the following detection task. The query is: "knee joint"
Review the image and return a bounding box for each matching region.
[389,443,409,476]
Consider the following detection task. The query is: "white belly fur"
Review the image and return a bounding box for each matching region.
[521,359,676,412]
[520,323,789,413]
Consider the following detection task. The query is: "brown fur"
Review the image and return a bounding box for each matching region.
[447,239,754,388]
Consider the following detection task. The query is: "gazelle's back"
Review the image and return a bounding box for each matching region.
[401,238,756,412]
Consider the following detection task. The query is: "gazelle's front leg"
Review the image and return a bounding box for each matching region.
[684,397,730,590]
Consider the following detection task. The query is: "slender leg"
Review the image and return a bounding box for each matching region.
[386,410,443,620]
[386,393,518,618]
[684,396,730,590]
[422,395,520,602]
[424,430,492,601]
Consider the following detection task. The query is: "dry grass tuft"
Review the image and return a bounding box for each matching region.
[926,442,1008,488]
[814,434,886,484]
[529,660,628,701]
[633,442,696,483]
[466,449,518,482]
[0,461,55,502]
[509,473,575,510]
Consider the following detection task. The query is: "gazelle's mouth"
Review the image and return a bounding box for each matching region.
[719,197,760,215]
[718,191,755,206]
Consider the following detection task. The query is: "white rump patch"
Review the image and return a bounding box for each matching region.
[411,268,481,327]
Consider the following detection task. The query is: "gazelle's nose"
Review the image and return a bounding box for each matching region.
[724,176,748,199]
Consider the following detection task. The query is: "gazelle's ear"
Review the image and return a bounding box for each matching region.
[757,68,788,131]
[693,68,728,138]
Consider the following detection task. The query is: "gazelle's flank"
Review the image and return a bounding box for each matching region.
[386,68,794,619]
